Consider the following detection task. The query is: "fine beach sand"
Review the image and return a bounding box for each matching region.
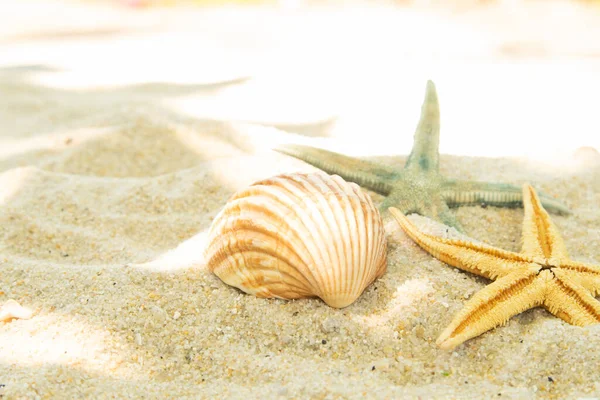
[2,1,600,398]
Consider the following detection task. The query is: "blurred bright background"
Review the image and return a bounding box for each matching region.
[1,0,600,162]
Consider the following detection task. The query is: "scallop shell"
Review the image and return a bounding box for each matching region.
[204,172,387,308]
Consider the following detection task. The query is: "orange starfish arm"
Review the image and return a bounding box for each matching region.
[560,261,600,296]
[544,268,600,325]
[521,184,569,261]
[436,267,544,350]
[389,207,533,280]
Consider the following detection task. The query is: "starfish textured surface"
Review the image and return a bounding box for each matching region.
[275,81,569,231]
[389,184,600,350]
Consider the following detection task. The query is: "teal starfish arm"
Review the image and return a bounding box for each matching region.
[275,144,398,195]
[434,199,464,231]
[405,80,441,173]
[274,80,570,232]
[442,180,571,215]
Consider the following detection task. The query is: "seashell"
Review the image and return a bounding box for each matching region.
[0,299,33,322]
[204,172,387,308]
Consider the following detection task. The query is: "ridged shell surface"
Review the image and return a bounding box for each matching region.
[204,172,387,308]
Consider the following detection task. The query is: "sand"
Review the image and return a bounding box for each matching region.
[2,0,600,398]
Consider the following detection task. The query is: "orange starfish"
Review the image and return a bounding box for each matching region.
[390,184,600,350]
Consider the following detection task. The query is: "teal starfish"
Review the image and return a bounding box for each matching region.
[275,80,569,231]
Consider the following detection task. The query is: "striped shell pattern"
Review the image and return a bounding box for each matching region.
[204,172,387,308]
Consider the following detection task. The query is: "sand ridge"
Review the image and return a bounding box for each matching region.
[2,107,600,398]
